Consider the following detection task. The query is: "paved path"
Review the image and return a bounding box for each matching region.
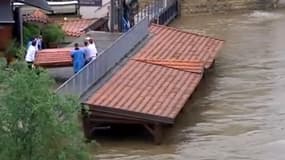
[80,0,110,19]
[48,31,121,85]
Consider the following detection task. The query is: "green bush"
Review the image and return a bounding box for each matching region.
[23,23,41,45]
[42,24,65,44]
[0,63,90,160]
[5,39,26,60]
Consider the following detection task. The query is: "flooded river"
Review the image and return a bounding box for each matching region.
[93,9,285,160]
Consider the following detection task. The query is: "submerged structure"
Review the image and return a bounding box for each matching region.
[81,24,224,144]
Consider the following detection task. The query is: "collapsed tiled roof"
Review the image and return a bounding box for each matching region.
[23,9,49,23]
[84,25,225,124]
[34,48,72,67]
[23,9,97,37]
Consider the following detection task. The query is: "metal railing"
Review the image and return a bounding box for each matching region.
[135,0,178,25]
[56,18,149,97]
[157,0,178,25]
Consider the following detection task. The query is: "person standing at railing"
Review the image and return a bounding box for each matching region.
[125,0,139,27]
[70,43,85,74]
[86,37,98,61]
[83,41,90,65]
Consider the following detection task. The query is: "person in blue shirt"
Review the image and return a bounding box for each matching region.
[70,43,86,74]
[26,37,35,49]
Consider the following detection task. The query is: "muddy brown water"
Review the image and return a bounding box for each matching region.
[92,9,285,160]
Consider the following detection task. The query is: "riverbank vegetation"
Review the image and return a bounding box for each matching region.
[0,60,90,160]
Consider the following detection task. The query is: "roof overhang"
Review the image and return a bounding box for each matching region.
[13,0,52,12]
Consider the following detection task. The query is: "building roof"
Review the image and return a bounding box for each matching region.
[23,9,49,24]
[56,18,98,37]
[0,0,14,23]
[23,9,98,37]
[34,48,72,67]
[84,25,224,124]
[138,24,224,69]
[132,59,205,74]
[85,59,203,123]
[15,0,52,11]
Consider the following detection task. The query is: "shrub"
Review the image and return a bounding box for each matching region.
[23,23,41,45]
[5,39,26,60]
[0,63,90,160]
[42,24,65,44]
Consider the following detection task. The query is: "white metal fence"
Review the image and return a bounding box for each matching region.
[135,0,177,25]
[56,18,149,97]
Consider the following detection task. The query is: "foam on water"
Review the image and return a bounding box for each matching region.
[238,10,283,25]
[248,10,282,20]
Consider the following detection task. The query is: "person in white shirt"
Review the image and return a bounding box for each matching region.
[86,38,98,62]
[25,40,37,69]
[35,35,43,51]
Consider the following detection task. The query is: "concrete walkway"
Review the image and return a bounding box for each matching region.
[80,0,110,19]
[48,31,121,85]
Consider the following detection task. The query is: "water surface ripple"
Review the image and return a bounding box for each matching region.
[94,10,285,160]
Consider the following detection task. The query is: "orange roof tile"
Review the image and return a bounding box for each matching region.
[132,59,205,74]
[23,9,49,24]
[23,9,97,37]
[56,18,97,37]
[84,25,224,124]
[136,24,224,69]
[85,60,202,123]
[34,48,72,67]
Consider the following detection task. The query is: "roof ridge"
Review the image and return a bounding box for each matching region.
[151,24,224,42]
[132,58,204,74]
[23,9,49,23]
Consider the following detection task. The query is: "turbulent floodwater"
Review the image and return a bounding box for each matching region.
[93,9,285,160]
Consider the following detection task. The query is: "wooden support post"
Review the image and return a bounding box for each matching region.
[153,123,163,145]
[143,123,163,145]
[81,106,92,142]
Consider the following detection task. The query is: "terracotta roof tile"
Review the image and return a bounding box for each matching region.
[23,9,97,37]
[56,18,97,37]
[137,24,224,69]
[85,60,203,123]
[34,48,72,67]
[23,9,49,24]
[84,24,224,124]
[132,59,205,74]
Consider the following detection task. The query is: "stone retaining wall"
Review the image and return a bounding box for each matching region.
[181,0,279,15]
[139,0,279,15]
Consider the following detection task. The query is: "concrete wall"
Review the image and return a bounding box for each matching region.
[181,0,280,15]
